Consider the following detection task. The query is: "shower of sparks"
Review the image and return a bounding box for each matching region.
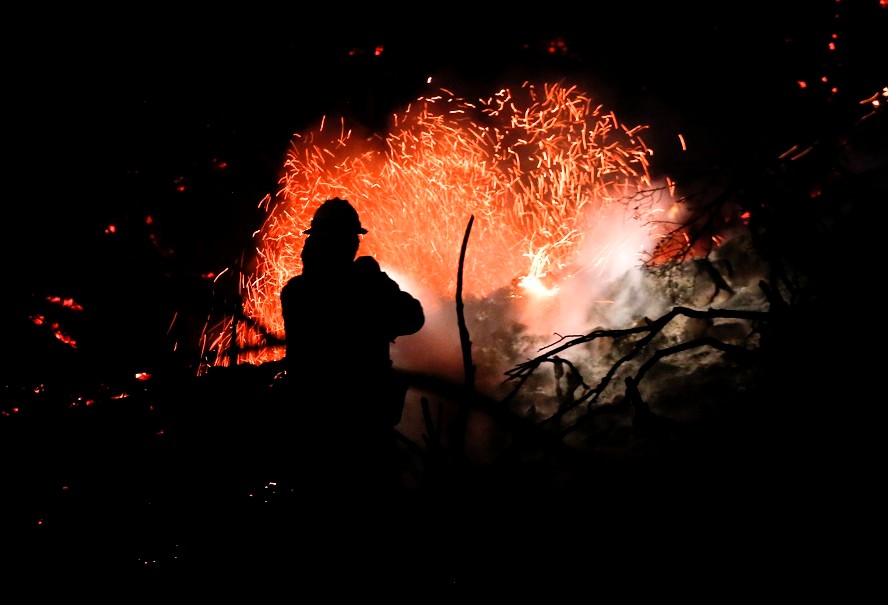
[206,81,678,367]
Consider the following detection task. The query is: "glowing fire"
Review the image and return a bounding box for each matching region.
[206,81,675,367]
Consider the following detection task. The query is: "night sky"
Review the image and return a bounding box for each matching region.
[3,2,887,592]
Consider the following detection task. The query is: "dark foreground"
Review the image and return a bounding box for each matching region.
[2,355,882,600]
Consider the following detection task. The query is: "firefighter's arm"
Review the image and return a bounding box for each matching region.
[391,290,424,337]
[355,256,425,338]
[354,255,382,273]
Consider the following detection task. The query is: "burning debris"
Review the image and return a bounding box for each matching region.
[206,81,677,374]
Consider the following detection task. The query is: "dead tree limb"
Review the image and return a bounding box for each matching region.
[503,306,769,431]
[451,215,476,463]
[559,335,761,438]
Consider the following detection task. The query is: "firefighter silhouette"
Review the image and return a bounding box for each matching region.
[279,197,425,501]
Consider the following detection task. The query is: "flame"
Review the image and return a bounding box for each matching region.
[207,81,675,367]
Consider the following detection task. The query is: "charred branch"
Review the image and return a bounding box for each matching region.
[504,305,769,429]
[558,334,761,439]
[450,215,477,464]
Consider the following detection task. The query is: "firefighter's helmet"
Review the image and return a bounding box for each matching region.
[303,197,367,235]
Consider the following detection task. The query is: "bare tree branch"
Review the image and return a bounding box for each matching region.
[503,305,769,434]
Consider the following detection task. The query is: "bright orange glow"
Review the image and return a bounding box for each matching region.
[207,82,676,366]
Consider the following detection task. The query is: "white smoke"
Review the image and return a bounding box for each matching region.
[390,182,679,396]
